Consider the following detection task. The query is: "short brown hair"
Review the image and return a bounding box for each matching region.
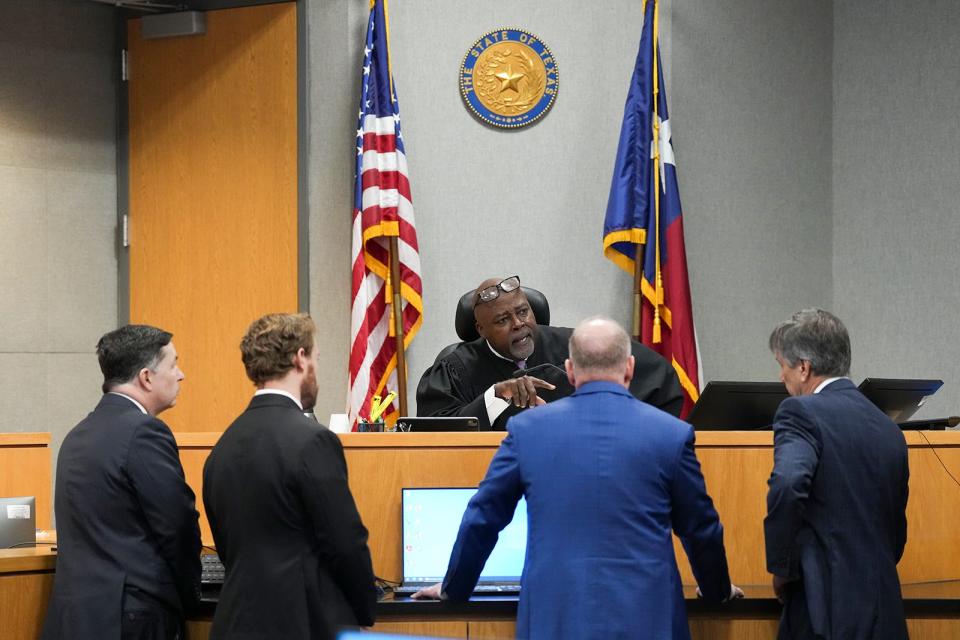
[240,313,316,385]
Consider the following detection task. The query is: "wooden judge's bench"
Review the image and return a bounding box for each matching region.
[4,430,960,639]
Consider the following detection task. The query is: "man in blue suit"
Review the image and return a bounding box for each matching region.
[765,309,909,639]
[414,317,739,639]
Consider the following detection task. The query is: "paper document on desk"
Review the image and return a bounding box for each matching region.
[6,505,30,519]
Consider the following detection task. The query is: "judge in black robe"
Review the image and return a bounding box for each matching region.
[416,278,683,430]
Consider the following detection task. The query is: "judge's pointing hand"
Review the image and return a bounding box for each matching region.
[494,376,556,408]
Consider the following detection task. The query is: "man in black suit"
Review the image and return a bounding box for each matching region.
[765,309,909,639]
[43,325,201,640]
[203,313,376,639]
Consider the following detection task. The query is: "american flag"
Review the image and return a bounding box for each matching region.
[348,0,423,429]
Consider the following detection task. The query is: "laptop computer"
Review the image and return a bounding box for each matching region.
[687,381,789,430]
[858,378,943,423]
[397,417,480,432]
[0,496,36,549]
[393,487,526,597]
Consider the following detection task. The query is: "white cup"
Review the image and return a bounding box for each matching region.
[328,413,350,433]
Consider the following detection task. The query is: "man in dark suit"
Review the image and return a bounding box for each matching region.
[43,325,201,640]
[765,309,909,639]
[414,317,740,639]
[203,313,376,639]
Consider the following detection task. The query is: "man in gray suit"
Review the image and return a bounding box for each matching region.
[765,309,909,639]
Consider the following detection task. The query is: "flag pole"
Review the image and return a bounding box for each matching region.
[388,236,409,417]
[633,0,657,343]
[650,0,663,344]
[384,0,407,418]
[632,247,645,340]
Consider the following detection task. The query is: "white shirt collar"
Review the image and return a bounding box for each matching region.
[254,388,303,411]
[108,392,148,415]
[486,340,514,362]
[813,377,847,394]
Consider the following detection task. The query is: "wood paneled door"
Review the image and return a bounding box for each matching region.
[127,3,298,432]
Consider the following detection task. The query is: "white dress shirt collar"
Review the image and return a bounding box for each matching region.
[486,340,513,362]
[813,377,848,394]
[108,391,148,415]
[254,388,303,411]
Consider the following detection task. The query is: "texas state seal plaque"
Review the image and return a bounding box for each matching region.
[460,28,559,129]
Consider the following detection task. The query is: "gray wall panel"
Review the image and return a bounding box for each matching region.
[45,170,118,352]
[0,0,117,482]
[833,0,960,417]
[0,166,49,350]
[671,0,834,382]
[306,0,366,422]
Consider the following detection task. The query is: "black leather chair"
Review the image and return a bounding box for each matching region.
[453,286,550,341]
[433,287,551,364]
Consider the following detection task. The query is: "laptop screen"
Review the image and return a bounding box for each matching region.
[687,381,789,430]
[401,487,526,584]
[857,378,943,423]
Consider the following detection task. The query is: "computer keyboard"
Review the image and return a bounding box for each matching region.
[473,584,521,595]
[393,583,520,597]
[201,552,225,585]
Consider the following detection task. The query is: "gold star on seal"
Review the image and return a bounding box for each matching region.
[495,66,524,93]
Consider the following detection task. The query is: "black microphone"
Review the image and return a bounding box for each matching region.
[898,416,960,430]
[511,362,567,379]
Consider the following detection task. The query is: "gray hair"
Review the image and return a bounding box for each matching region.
[569,316,631,374]
[768,308,851,377]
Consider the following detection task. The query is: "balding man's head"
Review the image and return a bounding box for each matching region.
[565,317,634,389]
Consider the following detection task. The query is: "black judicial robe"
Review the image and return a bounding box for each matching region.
[416,325,683,430]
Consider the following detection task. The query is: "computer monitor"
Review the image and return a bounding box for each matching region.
[0,496,36,549]
[687,381,789,430]
[397,417,480,432]
[857,378,943,423]
[401,487,526,586]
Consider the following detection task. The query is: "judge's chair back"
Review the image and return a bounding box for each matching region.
[434,287,551,364]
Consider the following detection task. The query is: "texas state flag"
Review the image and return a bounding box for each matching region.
[603,0,700,417]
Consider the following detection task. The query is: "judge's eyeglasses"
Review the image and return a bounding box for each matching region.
[476,275,521,304]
